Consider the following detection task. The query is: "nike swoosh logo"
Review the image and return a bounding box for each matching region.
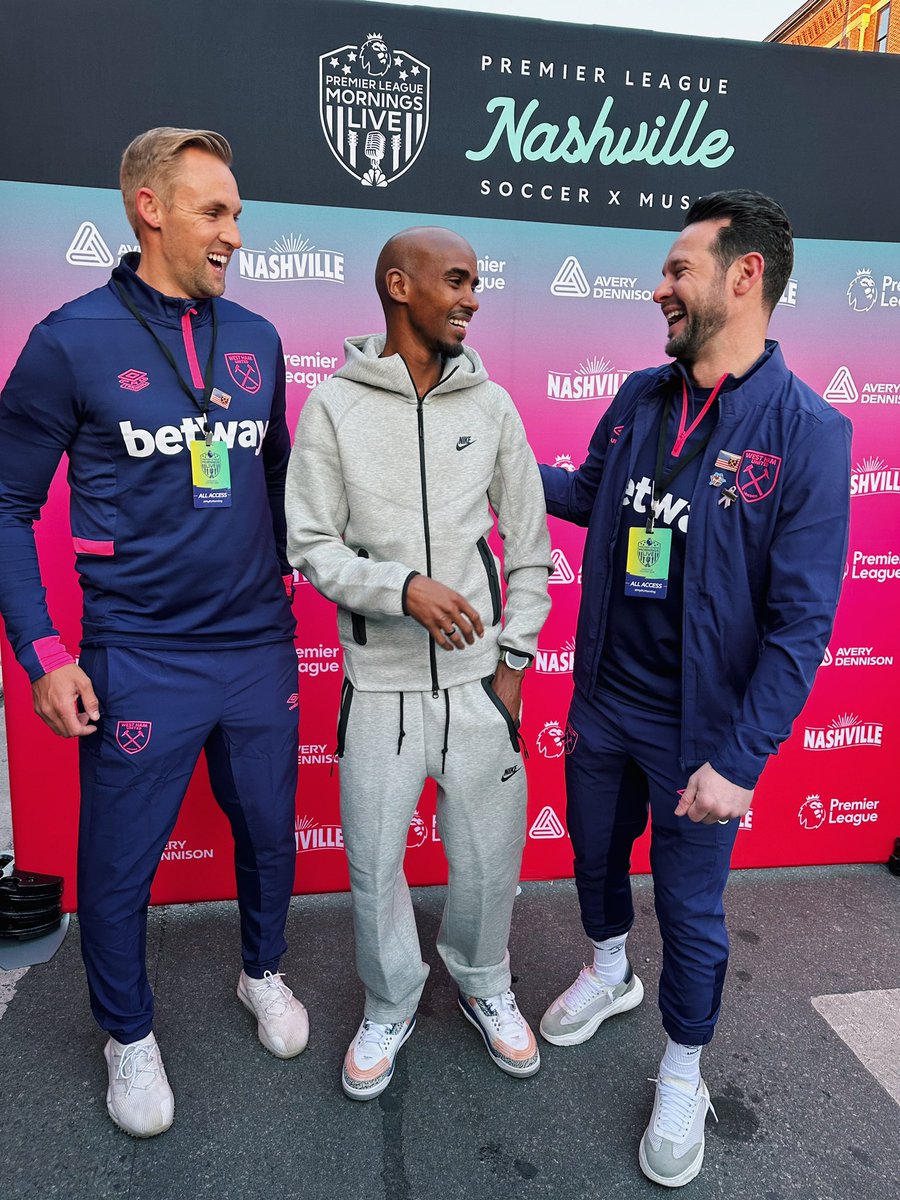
[456,437,475,451]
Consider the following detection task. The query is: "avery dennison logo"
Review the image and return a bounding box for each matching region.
[547,355,630,401]
[161,839,214,862]
[238,234,345,283]
[119,417,269,458]
[821,644,894,668]
[802,714,883,752]
[66,221,114,267]
[529,806,565,839]
[851,457,900,496]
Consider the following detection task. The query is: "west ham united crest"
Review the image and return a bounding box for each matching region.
[737,449,782,503]
[116,721,152,755]
[225,352,261,394]
[320,32,430,187]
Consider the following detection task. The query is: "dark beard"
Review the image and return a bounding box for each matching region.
[665,299,727,362]
[437,339,465,358]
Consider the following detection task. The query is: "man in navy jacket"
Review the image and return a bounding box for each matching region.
[0,128,308,1137]
[538,191,851,1187]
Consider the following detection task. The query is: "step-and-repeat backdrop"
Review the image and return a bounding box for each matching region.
[2,1,899,907]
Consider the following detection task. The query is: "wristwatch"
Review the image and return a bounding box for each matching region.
[501,649,532,671]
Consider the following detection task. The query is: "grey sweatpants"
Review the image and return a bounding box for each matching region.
[338,676,528,1023]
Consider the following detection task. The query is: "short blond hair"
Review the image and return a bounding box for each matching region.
[120,126,233,235]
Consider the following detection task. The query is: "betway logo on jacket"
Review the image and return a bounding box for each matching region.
[623,475,690,533]
[119,417,269,458]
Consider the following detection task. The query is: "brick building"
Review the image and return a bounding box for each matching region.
[766,0,898,52]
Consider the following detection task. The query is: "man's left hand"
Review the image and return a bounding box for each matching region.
[490,660,524,724]
[675,762,753,824]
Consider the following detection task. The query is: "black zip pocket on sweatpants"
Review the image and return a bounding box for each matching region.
[351,548,369,645]
[476,537,501,625]
[480,675,520,754]
[336,679,355,758]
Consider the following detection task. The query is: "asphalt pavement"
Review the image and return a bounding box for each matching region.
[1,862,898,1200]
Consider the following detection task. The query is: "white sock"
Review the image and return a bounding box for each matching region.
[590,933,628,985]
[660,1037,702,1087]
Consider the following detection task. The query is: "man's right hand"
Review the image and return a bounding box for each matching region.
[31,663,100,737]
[404,575,484,651]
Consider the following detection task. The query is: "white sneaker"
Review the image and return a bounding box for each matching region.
[342,1014,416,1100]
[458,990,541,1078]
[540,963,643,1046]
[639,1074,718,1188]
[237,970,309,1059]
[104,1032,174,1138]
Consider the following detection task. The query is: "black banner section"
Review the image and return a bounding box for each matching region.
[2,0,898,240]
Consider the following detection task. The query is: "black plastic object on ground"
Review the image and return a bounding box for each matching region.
[0,868,64,940]
[888,838,900,878]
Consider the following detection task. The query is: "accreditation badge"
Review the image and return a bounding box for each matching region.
[625,526,671,599]
[189,438,232,508]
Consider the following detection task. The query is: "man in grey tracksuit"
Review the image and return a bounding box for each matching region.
[285,227,552,1098]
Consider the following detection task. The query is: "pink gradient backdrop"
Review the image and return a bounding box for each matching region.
[1,181,897,908]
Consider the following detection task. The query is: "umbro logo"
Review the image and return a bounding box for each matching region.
[456,436,475,451]
[118,369,150,392]
[501,765,521,782]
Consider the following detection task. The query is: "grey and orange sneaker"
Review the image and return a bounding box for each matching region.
[342,1014,416,1100]
[458,990,541,1078]
[540,962,644,1046]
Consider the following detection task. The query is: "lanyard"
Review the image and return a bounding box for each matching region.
[114,282,219,443]
[648,374,727,533]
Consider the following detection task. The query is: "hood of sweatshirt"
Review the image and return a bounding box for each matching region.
[334,334,490,403]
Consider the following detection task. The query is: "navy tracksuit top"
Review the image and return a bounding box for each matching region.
[541,342,852,790]
[0,254,296,683]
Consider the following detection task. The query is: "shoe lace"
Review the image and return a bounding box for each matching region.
[562,965,607,1012]
[359,1018,404,1051]
[482,990,525,1040]
[650,1076,718,1140]
[252,970,294,1018]
[117,1044,161,1097]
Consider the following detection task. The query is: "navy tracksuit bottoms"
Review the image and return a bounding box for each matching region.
[565,687,739,1046]
[77,643,299,1044]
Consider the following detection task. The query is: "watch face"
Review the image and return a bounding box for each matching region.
[504,651,530,670]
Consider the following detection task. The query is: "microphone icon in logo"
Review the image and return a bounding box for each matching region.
[363,131,388,187]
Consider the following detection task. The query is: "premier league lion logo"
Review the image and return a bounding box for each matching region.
[359,33,392,76]
[846,269,878,313]
[798,795,826,830]
[406,810,428,849]
[537,720,567,759]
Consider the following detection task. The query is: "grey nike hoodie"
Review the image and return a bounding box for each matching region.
[285,334,552,693]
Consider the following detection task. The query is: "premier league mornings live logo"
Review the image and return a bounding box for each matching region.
[320,32,430,187]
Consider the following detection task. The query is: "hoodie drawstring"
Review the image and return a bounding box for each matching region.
[441,689,451,775]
